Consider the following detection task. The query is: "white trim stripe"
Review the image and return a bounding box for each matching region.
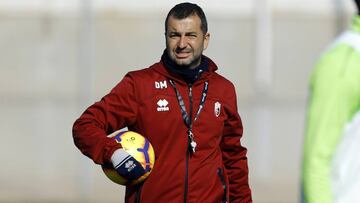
[333,31,360,53]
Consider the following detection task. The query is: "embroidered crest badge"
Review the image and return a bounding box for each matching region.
[214,102,221,117]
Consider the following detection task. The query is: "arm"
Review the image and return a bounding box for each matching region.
[221,85,252,203]
[72,74,139,164]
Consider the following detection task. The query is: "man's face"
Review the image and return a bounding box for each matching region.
[165,14,210,69]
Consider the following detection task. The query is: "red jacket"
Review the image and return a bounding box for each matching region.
[72,57,252,203]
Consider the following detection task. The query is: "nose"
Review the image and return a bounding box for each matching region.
[178,36,187,49]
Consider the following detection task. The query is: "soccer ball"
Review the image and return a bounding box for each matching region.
[102,130,155,185]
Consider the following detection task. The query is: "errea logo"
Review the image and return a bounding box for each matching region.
[155,80,167,89]
[157,99,169,112]
[125,160,136,172]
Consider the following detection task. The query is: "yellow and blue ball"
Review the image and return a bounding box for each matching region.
[102,131,155,185]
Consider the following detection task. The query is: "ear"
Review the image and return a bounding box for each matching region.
[203,32,210,50]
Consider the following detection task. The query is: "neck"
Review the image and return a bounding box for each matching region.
[188,59,202,70]
[161,50,208,83]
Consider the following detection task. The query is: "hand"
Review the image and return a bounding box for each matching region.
[111,149,146,181]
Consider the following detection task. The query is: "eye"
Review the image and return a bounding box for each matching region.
[185,33,198,39]
[168,33,180,38]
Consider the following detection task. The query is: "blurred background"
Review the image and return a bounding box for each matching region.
[0,0,356,202]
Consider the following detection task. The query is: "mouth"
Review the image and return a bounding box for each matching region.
[175,51,191,59]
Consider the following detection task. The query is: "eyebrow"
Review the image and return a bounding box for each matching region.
[168,31,198,35]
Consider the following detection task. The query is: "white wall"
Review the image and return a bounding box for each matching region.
[0,1,356,202]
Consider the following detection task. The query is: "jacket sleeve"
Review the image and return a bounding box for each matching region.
[72,74,139,165]
[220,84,252,203]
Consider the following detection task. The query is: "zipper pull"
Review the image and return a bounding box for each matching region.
[188,130,197,153]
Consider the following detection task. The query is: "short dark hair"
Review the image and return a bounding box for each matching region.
[165,2,208,34]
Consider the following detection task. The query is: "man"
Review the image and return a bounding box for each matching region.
[73,2,252,203]
[301,0,360,202]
